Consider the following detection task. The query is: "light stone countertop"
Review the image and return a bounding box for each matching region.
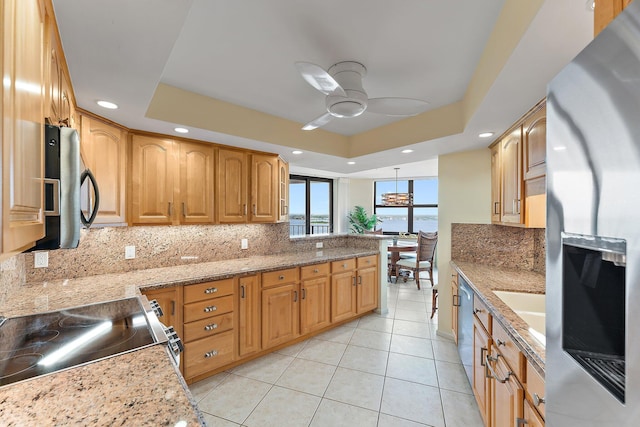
[451,260,546,376]
[1,247,378,425]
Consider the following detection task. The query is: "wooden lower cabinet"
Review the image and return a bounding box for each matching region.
[452,273,459,344]
[262,282,300,349]
[331,270,356,323]
[300,275,331,335]
[523,399,545,427]
[184,330,235,379]
[489,353,524,427]
[473,317,491,426]
[141,286,182,339]
[238,275,261,357]
[356,256,378,313]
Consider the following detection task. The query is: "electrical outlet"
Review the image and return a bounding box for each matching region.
[316,242,323,249]
[241,238,248,250]
[34,251,48,268]
[125,245,136,259]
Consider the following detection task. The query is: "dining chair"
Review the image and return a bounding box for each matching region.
[395,231,438,290]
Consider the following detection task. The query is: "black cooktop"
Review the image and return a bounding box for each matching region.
[0,298,156,387]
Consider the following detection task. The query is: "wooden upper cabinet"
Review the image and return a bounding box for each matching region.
[1,0,46,256]
[45,4,75,128]
[490,144,502,224]
[278,158,289,222]
[523,105,546,181]
[130,135,175,224]
[179,142,214,224]
[500,126,523,224]
[594,0,634,36]
[250,154,278,223]
[217,149,248,223]
[80,113,127,225]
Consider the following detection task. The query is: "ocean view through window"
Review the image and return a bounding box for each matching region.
[374,178,438,233]
[289,175,333,236]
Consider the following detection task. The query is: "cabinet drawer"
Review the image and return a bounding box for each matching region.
[183,330,235,379]
[526,360,546,418]
[183,312,234,342]
[331,258,356,273]
[357,255,377,269]
[493,320,524,379]
[184,295,234,323]
[473,294,492,334]
[301,262,329,280]
[262,267,299,288]
[523,398,545,427]
[184,278,234,304]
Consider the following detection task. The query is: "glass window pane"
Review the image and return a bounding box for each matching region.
[375,180,409,205]
[289,179,306,236]
[413,179,438,205]
[310,181,330,234]
[375,207,408,233]
[413,207,438,233]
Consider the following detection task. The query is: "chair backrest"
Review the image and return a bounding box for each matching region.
[364,228,383,235]
[417,231,438,262]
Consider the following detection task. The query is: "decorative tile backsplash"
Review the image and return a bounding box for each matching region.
[451,223,545,274]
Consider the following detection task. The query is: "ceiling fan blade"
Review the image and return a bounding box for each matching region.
[367,97,430,117]
[302,112,334,131]
[295,62,346,96]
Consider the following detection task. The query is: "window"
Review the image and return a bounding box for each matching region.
[289,175,333,236]
[374,178,438,234]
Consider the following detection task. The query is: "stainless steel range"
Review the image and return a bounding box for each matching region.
[0,296,182,388]
[546,2,640,425]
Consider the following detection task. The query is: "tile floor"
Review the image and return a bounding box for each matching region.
[189,276,483,427]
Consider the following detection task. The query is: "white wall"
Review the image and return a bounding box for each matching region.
[334,178,374,233]
[436,148,491,337]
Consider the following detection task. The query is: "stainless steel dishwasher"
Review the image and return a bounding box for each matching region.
[456,276,474,384]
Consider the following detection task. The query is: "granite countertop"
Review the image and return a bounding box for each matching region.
[451,260,546,376]
[1,247,378,425]
[0,345,204,426]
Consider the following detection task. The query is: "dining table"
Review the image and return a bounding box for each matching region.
[387,240,418,282]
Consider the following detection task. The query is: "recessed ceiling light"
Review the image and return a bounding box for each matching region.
[292,150,303,155]
[401,149,413,154]
[479,132,494,138]
[96,100,118,109]
[347,161,356,165]
[174,127,189,134]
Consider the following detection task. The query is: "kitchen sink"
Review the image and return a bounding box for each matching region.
[493,290,546,345]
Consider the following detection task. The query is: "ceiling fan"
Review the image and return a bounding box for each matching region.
[295,60,429,130]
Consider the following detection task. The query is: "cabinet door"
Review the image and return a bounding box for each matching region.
[594,0,631,36]
[47,34,61,124]
[238,275,261,356]
[522,399,545,427]
[490,354,524,427]
[473,318,491,426]
[490,143,501,223]
[262,283,300,349]
[130,135,175,224]
[142,286,182,339]
[357,266,378,313]
[523,105,546,181]
[80,114,127,224]
[300,275,331,335]
[250,154,278,223]
[179,142,214,224]
[451,274,459,344]
[2,0,46,255]
[500,127,523,224]
[331,271,357,323]
[278,158,289,222]
[217,149,247,223]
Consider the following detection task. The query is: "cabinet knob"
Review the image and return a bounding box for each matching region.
[204,350,218,358]
[533,393,546,407]
[313,269,319,273]
[473,308,482,314]
[496,339,506,347]
[279,275,285,280]
[204,305,217,313]
[205,287,218,294]
[204,323,218,331]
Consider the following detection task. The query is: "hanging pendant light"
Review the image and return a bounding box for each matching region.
[382,168,413,206]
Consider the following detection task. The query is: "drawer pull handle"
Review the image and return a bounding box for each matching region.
[485,353,511,383]
[205,287,218,294]
[204,306,217,313]
[204,350,218,358]
[204,323,218,331]
[313,268,319,273]
[533,393,546,407]
[343,263,347,268]
[496,339,506,347]
[279,275,285,280]
[452,295,461,307]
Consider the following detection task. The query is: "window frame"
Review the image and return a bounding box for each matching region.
[289,174,334,235]
[373,178,438,235]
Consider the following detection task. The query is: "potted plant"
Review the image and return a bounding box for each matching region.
[347,205,381,234]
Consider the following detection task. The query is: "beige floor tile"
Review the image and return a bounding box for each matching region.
[440,388,484,427]
[397,291,426,301]
[381,377,445,427]
[377,413,429,427]
[339,345,389,376]
[392,319,431,339]
[386,352,438,387]
[244,386,321,427]
[310,399,378,427]
[390,334,434,359]
[432,339,462,362]
[231,352,294,383]
[349,328,392,351]
[396,300,428,312]
[197,374,271,424]
[356,315,394,333]
[189,372,229,402]
[297,339,347,365]
[324,367,384,411]
[314,325,355,344]
[275,340,308,357]
[436,359,473,394]
[276,358,336,396]
[200,413,241,427]
[394,308,430,323]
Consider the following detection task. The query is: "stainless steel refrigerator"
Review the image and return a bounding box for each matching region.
[546,2,640,425]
